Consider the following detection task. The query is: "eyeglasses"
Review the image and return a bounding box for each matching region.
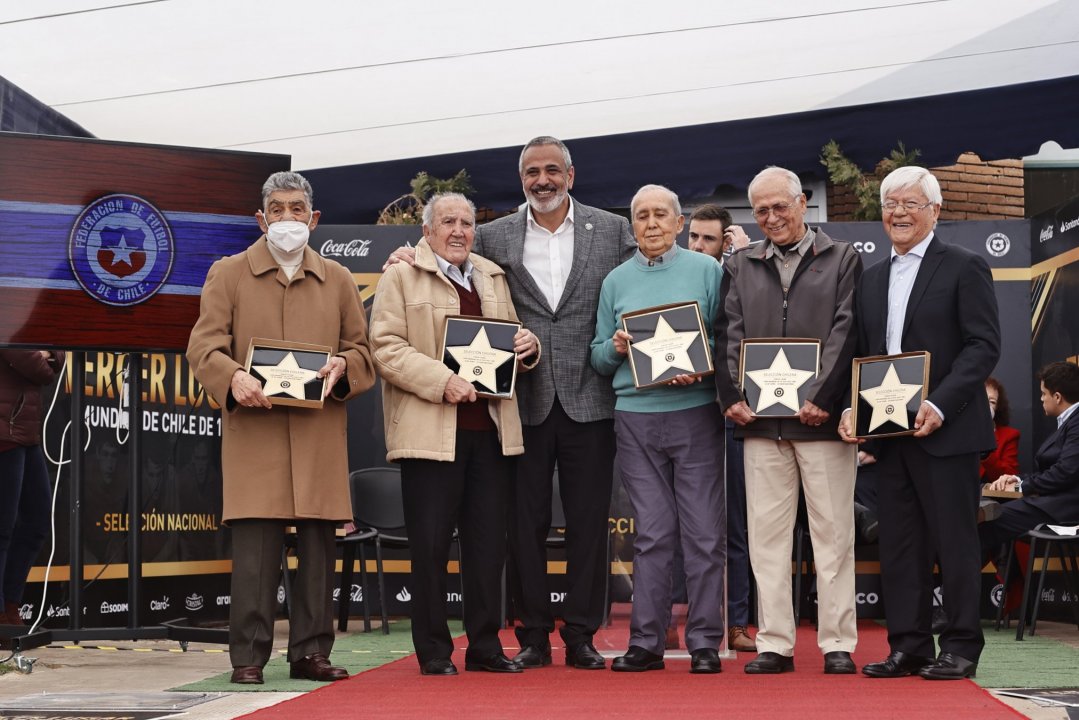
[882,200,935,213]
[752,202,795,220]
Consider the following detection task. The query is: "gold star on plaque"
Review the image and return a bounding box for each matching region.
[631,316,699,381]
[745,348,815,414]
[859,363,923,432]
[446,327,514,394]
[252,351,319,401]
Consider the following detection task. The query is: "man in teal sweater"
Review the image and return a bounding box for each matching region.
[590,185,726,674]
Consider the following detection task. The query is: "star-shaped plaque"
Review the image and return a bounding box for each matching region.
[631,316,699,381]
[252,351,319,401]
[744,348,815,414]
[858,363,923,433]
[446,326,514,394]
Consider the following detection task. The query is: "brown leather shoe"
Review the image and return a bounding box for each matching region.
[290,652,349,681]
[230,666,264,684]
[728,625,756,652]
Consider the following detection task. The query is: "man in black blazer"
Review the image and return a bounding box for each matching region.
[471,137,636,670]
[980,361,1079,551]
[839,166,1000,680]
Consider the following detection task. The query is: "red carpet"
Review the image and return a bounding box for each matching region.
[239,617,1024,720]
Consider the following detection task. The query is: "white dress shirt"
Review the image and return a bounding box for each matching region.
[887,232,943,421]
[523,202,575,310]
[1057,402,1078,429]
[886,233,933,355]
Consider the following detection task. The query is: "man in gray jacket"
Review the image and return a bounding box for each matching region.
[714,166,862,675]
[472,137,636,669]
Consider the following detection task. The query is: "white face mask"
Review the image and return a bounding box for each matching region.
[266,220,310,253]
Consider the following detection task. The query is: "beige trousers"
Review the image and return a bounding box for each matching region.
[744,438,858,656]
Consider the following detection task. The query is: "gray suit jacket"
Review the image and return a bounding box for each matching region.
[474,199,636,425]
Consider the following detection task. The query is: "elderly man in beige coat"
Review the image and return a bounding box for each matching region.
[371,192,539,676]
[187,171,375,685]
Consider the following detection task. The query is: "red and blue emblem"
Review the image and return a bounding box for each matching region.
[68,194,174,306]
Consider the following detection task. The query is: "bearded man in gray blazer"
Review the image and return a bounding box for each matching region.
[474,137,635,669]
[386,137,635,668]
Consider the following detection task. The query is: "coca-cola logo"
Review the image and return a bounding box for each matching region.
[320,239,373,258]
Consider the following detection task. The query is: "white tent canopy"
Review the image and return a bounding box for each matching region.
[2,0,1077,172]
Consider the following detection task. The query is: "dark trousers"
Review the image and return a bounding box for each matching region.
[401,430,511,665]
[725,420,751,626]
[978,500,1055,560]
[510,398,615,649]
[876,440,985,662]
[229,519,336,667]
[0,445,51,608]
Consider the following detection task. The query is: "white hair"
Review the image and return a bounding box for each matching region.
[879,166,943,205]
[422,192,476,227]
[630,184,681,217]
[261,171,313,209]
[747,166,802,205]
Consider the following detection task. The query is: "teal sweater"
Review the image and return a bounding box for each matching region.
[590,245,723,413]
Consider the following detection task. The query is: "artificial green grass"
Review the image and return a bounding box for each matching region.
[974,621,1079,689]
[172,619,459,692]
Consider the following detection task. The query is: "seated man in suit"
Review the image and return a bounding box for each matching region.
[980,361,1079,553]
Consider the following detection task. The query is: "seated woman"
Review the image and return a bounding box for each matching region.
[980,376,1020,483]
[370,193,539,677]
[980,362,1079,555]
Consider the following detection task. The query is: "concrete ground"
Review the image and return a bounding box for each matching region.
[0,620,301,719]
[1,620,1077,719]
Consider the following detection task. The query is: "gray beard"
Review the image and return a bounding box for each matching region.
[527,190,567,215]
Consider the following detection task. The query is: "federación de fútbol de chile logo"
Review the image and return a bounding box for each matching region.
[985,232,1010,258]
[68,194,174,306]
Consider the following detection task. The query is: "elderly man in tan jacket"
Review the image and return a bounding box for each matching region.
[371,192,539,676]
[187,171,376,685]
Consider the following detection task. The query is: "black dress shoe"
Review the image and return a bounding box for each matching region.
[289,653,349,681]
[566,641,606,669]
[823,651,856,674]
[918,652,977,680]
[514,644,552,668]
[744,651,794,674]
[420,658,458,676]
[690,648,722,674]
[464,653,523,673]
[861,650,933,678]
[611,646,664,672]
[230,666,264,684]
[854,502,879,544]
